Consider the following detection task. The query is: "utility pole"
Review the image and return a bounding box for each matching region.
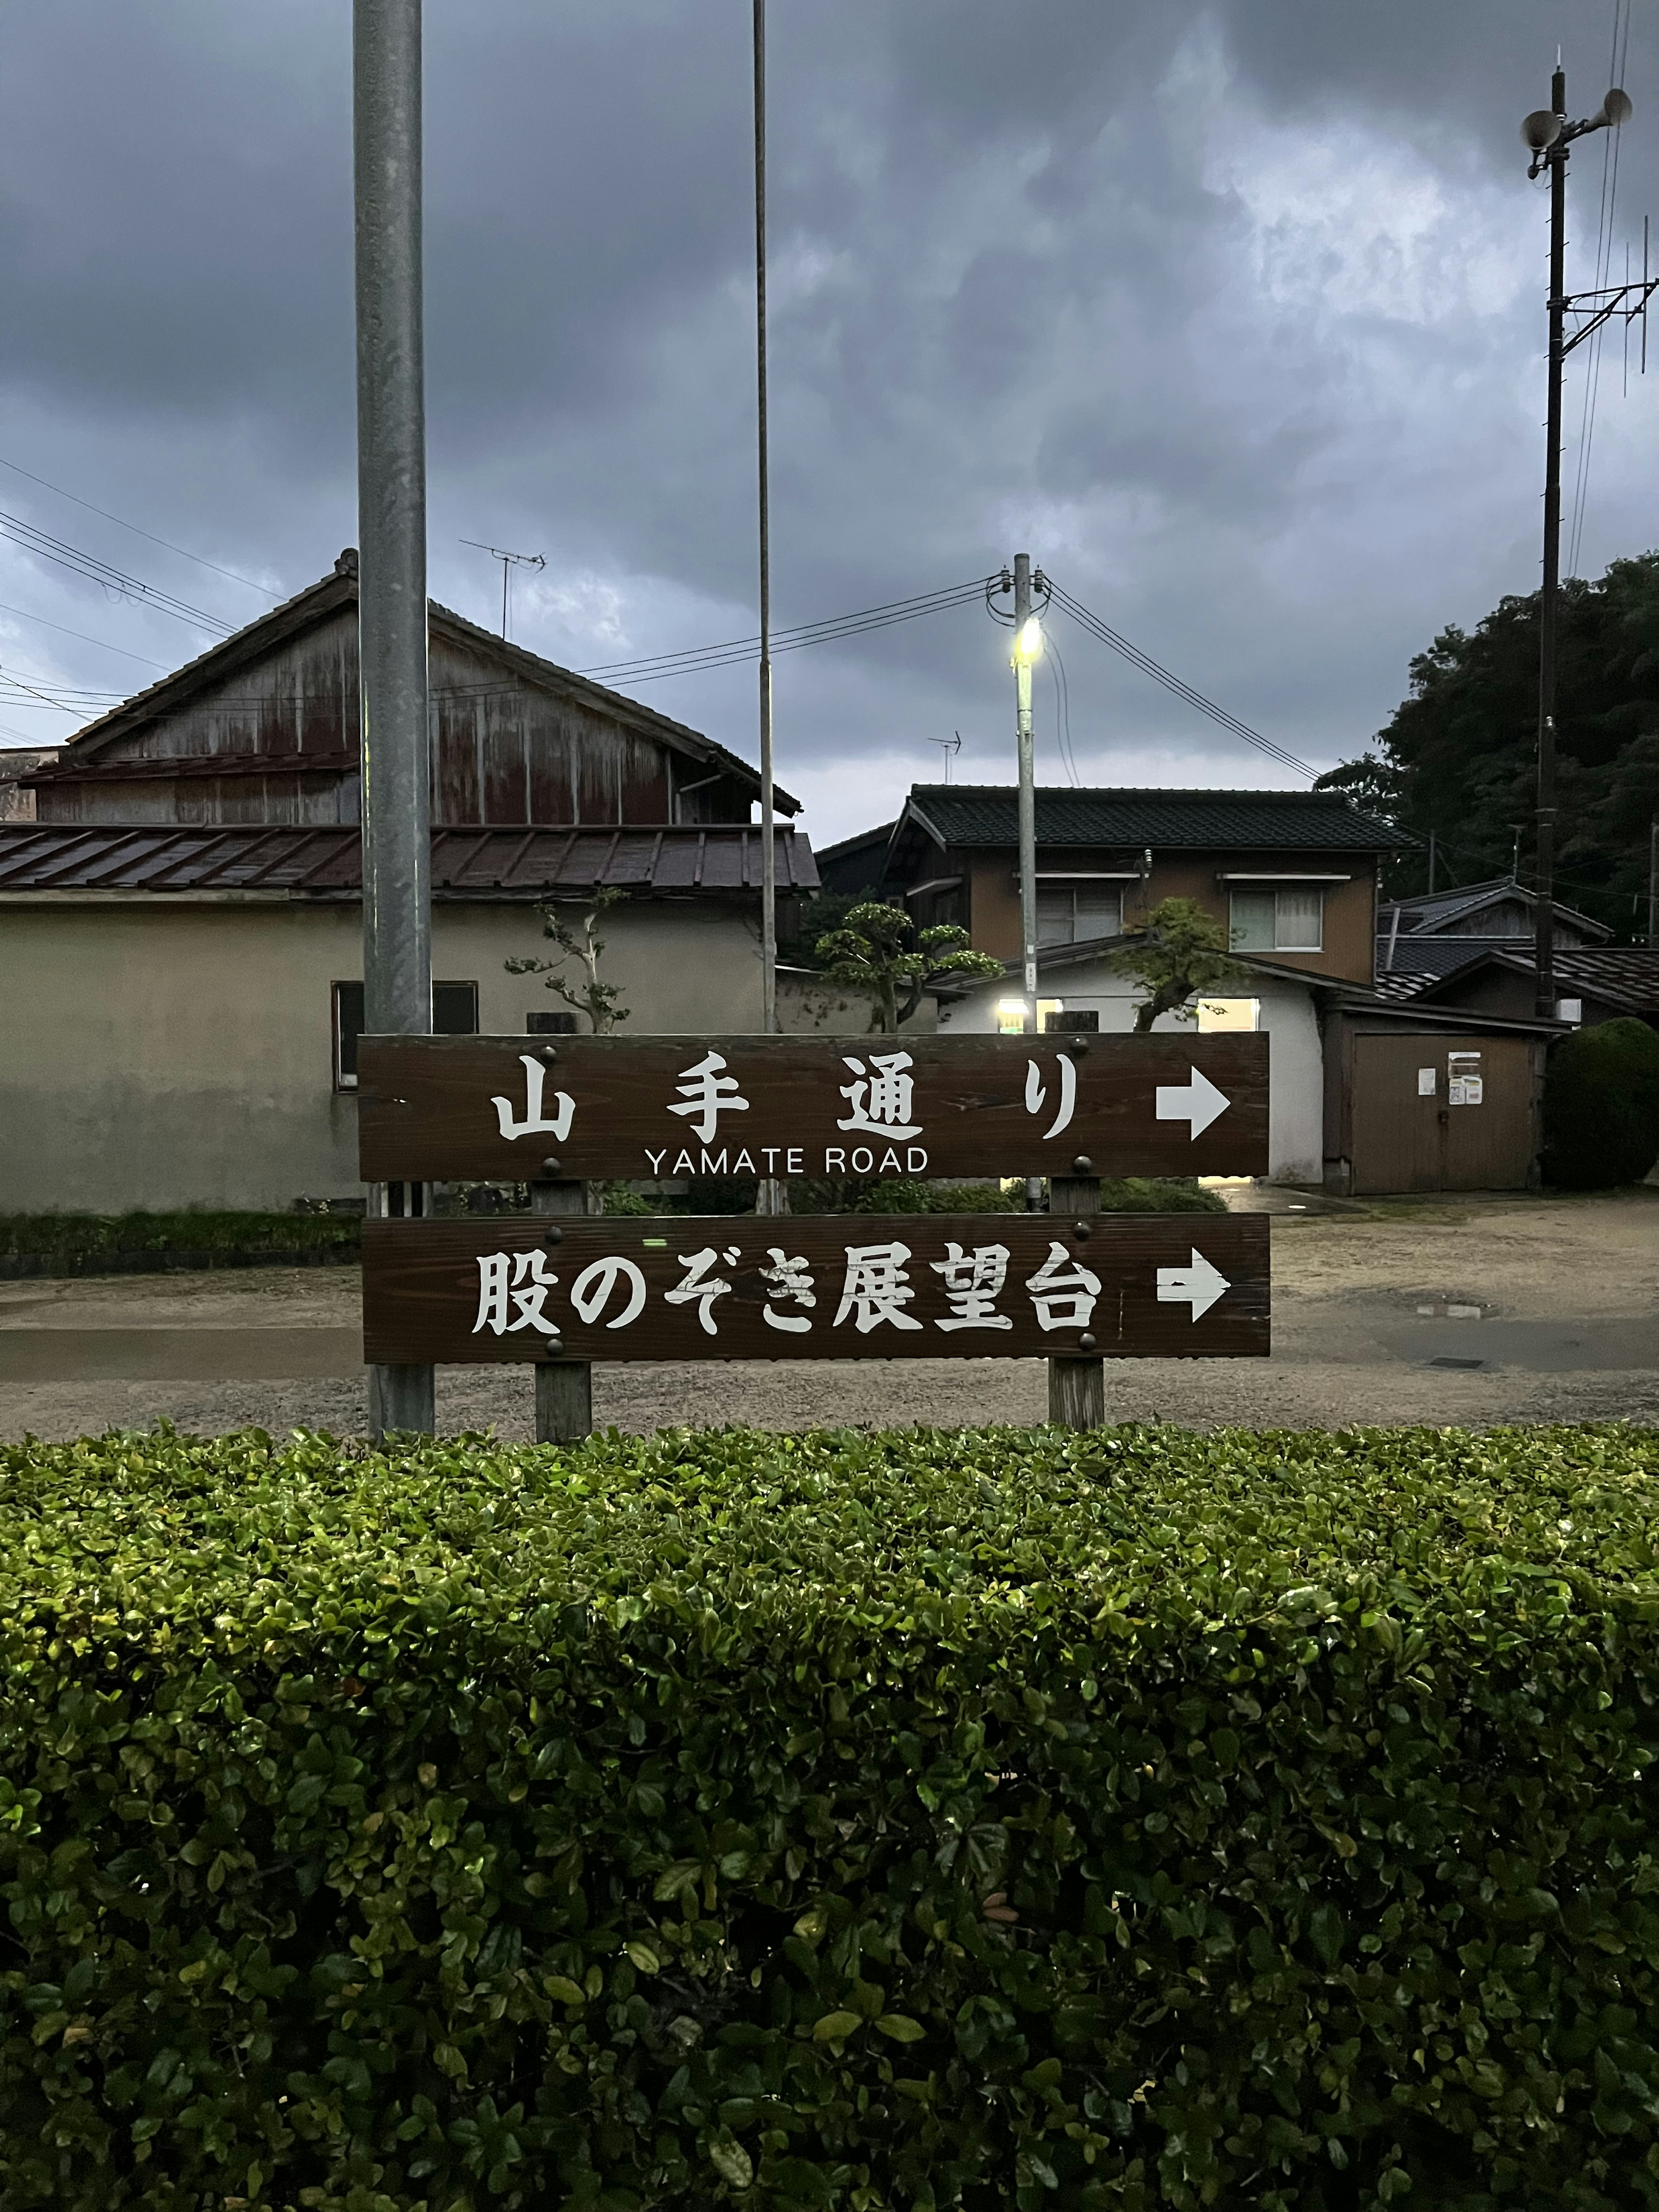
[355,0,433,1440]
[753,0,776,1039]
[1013,552,1039,1033]
[1535,61,1567,1020]
[1522,66,1642,1016]
[1649,815,1658,944]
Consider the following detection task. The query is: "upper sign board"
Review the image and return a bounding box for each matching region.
[357,1033,1270,1183]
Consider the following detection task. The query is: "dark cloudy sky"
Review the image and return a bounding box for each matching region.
[0,0,1653,843]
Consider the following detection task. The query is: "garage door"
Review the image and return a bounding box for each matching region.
[1350,1033,1534,1194]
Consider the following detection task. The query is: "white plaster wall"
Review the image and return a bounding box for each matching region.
[937,961,1325,1184]
[0,896,771,1213]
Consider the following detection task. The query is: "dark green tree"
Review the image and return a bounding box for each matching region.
[1316,552,1659,933]
[1541,1017,1659,1187]
[1103,897,1250,1033]
[814,902,1000,1034]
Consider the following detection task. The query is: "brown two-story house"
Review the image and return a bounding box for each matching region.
[822,784,1395,984]
[821,785,1564,1194]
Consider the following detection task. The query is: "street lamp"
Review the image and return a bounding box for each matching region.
[1522,64,1644,1018]
[1008,556,1046,1036]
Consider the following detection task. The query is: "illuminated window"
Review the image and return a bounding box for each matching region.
[1230,887,1324,953]
[1197,996,1260,1033]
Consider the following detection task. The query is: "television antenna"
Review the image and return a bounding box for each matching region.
[928,730,963,783]
[461,540,546,642]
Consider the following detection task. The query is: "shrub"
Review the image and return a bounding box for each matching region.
[0,1210,362,1279]
[1541,1016,1659,1187]
[3,1423,1659,2209]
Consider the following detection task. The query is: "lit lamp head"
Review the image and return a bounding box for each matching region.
[1012,616,1043,664]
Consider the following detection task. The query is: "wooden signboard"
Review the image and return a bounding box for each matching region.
[361,1213,1270,1365]
[357,1032,1269,1183]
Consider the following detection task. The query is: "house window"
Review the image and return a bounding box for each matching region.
[1230,887,1324,953]
[997,997,1062,1034]
[527,1010,579,1034]
[1197,996,1260,1033]
[1042,1007,1100,1034]
[1035,884,1123,946]
[332,979,480,1091]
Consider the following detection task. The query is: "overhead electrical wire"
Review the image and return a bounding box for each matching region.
[1042,581,1322,780]
[575,576,998,684]
[1567,0,1633,577]
[0,454,279,599]
[0,598,168,670]
[0,509,235,636]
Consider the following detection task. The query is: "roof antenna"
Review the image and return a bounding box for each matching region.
[460,540,545,642]
[928,730,963,784]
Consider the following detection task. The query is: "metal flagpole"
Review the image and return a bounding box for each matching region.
[754,0,776,1037]
[354,0,434,1439]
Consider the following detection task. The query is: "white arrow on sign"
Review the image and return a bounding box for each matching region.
[1154,1065,1231,1140]
[1156,1247,1232,1322]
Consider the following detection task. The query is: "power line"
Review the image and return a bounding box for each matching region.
[1567,0,1635,576]
[576,576,996,685]
[0,509,235,636]
[0,454,278,598]
[0,598,168,670]
[1043,582,1321,779]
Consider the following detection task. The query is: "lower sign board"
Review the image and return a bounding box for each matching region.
[362,1213,1270,1364]
[356,1032,1270,1184]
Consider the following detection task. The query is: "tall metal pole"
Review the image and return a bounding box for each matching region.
[1649,815,1658,944]
[753,0,777,1036]
[355,0,434,1439]
[1014,551,1038,1033]
[1535,61,1567,1020]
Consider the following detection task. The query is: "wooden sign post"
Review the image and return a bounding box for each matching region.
[356,1032,1271,1436]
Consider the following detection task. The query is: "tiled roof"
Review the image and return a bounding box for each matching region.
[1373,936,1491,983]
[901,784,1407,852]
[0,823,817,897]
[1373,942,1659,1014]
[1377,876,1609,943]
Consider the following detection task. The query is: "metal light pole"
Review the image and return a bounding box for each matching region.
[355,0,434,1439]
[1013,551,1039,1032]
[753,0,777,1038]
[1522,69,1638,1017]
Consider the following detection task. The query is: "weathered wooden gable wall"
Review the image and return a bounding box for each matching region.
[35,607,360,827]
[38,608,757,829]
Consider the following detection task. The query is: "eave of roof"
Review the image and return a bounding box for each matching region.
[51,560,799,813]
[892,783,1409,853]
[0,821,819,898]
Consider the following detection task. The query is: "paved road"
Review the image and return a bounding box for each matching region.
[1,1189,1655,1439]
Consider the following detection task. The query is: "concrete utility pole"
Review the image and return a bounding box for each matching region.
[1522,64,1640,1016]
[1013,551,1038,1031]
[354,0,434,1439]
[1649,816,1658,944]
[753,0,777,1038]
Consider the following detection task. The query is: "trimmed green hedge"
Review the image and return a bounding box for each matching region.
[3,1423,1659,2209]
[1542,1018,1659,1189]
[0,1211,362,1279]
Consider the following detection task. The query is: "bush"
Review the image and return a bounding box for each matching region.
[4,1423,1659,2209]
[1542,1016,1659,1188]
[0,1210,362,1279]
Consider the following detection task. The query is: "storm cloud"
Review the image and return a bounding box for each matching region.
[0,0,1652,840]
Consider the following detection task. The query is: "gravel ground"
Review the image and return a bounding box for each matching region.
[2,1189,1656,1440]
